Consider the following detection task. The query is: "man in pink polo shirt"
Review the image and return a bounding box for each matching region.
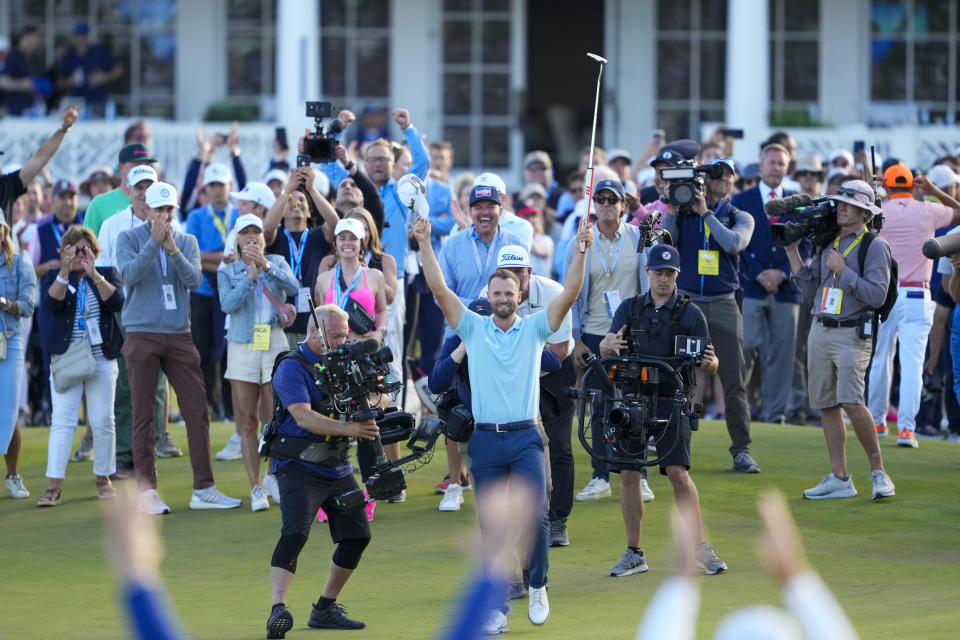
[868,164,960,447]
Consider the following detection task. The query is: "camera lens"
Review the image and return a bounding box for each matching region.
[673,184,695,207]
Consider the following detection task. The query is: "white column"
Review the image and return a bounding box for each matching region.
[819,0,870,125]
[725,0,770,132]
[608,0,656,154]
[389,0,442,139]
[175,0,226,121]
[277,0,319,133]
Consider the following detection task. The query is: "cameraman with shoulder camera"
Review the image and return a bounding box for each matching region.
[598,245,726,578]
[660,156,758,475]
[784,180,896,502]
[265,304,379,637]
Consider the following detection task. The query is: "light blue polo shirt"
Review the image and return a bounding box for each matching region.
[184,203,238,296]
[455,308,554,424]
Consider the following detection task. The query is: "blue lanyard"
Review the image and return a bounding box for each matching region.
[472,233,497,274]
[51,222,64,246]
[76,279,87,332]
[332,264,363,310]
[159,251,168,278]
[284,228,308,280]
[595,228,624,280]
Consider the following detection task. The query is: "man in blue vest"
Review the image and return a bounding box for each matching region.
[661,157,759,474]
[732,143,802,428]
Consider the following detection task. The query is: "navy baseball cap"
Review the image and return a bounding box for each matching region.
[594,179,625,199]
[647,245,681,272]
[470,185,501,207]
[468,297,493,316]
[52,179,77,196]
[649,139,700,167]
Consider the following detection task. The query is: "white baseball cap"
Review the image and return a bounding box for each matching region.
[473,172,507,195]
[145,182,179,209]
[927,164,960,189]
[497,245,531,269]
[203,163,232,187]
[334,218,365,241]
[126,165,158,187]
[263,168,289,185]
[230,182,276,208]
[233,213,264,233]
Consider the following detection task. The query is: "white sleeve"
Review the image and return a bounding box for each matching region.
[783,572,860,640]
[633,576,699,640]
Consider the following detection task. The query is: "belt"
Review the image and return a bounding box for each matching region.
[899,281,929,288]
[475,419,538,433]
[816,317,859,328]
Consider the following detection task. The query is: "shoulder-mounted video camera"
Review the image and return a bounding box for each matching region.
[569,346,702,469]
[302,101,342,164]
[661,159,724,211]
[766,194,840,249]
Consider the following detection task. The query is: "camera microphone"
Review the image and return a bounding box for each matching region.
[352,338,381,354]
[326,119,343,136]
[764,194,814,218]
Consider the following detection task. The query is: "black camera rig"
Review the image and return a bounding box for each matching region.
[302,101,342,164]
[660,159,724,210]
[569,351,701,468]
[769,196,840,249]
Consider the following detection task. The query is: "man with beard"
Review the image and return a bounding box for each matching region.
[413,214,593,634]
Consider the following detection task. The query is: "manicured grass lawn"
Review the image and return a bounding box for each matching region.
[2,418,959,638]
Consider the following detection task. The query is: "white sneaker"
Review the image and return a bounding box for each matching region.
[871,470,896,500]
[262,471,281,504]
[4,473,29,499]
[139,489,171,515]
[215,433,243,461]
[439,483,464,512]
[575,477,611,502]
[803,473,857,500]
[483,609,508,635]
[528,586,550,626]
[251,485,270,512]
[641,478,655,502]
[190,485,242,509]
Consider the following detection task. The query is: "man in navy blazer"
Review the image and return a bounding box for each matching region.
[731,143,802,432]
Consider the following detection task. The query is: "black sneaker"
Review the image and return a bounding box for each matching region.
[307,602,365,630]
[266,605,293,639]
[549,518,569,547]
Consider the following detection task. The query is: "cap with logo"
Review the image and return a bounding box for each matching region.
[230,182,276,208]
[126,165,158,188]
[649,139,700,167]
[118,143,157,165]
[884,163,913,188]
[52,180,77,197]
[203,163,232,187]
[470,185,501,207]
[233,213,264,233]
[145,182,180,209]
[473,172,507,195]
[594,179,625,199]
[828,179,882,215]
[496,245,531,269]
[334,218,365,241]
[647,245,681,272]
[468,297,493,317]
[523,150,552,170]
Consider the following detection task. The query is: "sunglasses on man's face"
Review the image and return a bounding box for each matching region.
[593,195,620,205]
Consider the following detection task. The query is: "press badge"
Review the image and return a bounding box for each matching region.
[161,284,177,311]
[252,324,271,351]
[603,290,623,317]
[698,250,719,275]
[820,287,843,315]
[296,287,312,313]
[87,323,103,346]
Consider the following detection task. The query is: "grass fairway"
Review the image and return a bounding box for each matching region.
[2,418,959,639]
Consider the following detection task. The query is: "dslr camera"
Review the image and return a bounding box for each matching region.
[303,101,342,164]
[660,159,724,210]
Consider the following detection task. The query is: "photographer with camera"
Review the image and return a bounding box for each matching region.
[265,304,379,637]
[732,142,801,428]
[597,245,726,578]
[414,214,593,634]
[784,180,896,501]
[659,156,758,475]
